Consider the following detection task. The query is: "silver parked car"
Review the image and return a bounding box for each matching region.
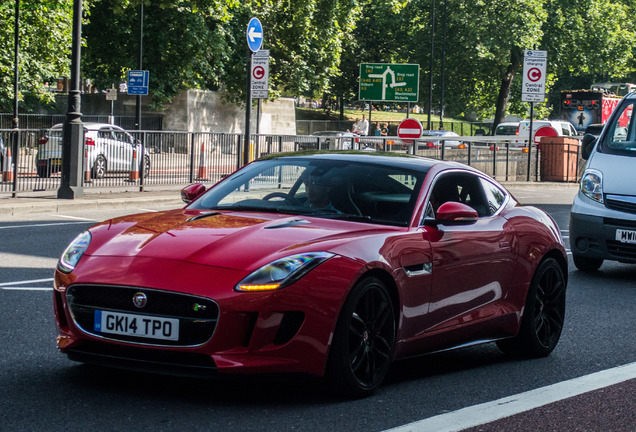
[36,123,150,179]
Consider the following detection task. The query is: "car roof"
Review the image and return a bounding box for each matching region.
[311,131,353,136]
[260,151,472,172]
[421,130,458,136]
[51,122,125,130]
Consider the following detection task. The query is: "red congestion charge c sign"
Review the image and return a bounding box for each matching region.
[527,67,541,82]
[253,66,265,80]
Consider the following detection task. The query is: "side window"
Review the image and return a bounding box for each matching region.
[480,178,507,215]
[425,173,491,219]
[98,128,113,139]
[113,130,133,144]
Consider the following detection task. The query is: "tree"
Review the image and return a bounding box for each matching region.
[82,0,359,108]
[0,1,73,112]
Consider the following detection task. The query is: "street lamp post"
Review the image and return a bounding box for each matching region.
[427,0,435,130]
[57,0,84,199]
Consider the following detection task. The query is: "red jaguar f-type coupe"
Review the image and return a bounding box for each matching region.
[54,152,567,397]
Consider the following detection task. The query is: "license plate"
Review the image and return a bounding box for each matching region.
[616,229,636,244]
[94,310,179,341]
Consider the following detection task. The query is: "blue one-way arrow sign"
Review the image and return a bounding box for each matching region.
[246,17,263,52]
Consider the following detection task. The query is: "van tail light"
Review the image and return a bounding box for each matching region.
[424,141,435,148]
[458,143,467,149]
[85,137,95,146]
[38,136,48,145]
[515,125,520,136]
[489,145,499,151]
[522,147,529,153]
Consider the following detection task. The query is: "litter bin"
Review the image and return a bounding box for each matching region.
[539,136,580,182]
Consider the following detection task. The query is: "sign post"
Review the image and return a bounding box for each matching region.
[105,86,117,124]
[244,17,263,166]
[127,70,149,95]
[251,49,270,99]
[359,63,420,103]
[521,49,548,181]
[398,118,423,154]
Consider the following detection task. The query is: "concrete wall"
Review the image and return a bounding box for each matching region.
[77,90,296,134]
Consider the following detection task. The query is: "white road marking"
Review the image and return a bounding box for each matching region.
[2,287,52,291]
[0,278,54,291]
[0,221,91,230]
[383,362,636,432]
[56,214,96,221]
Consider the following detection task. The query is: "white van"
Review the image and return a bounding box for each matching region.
[569,93,636,271]
[513,120,578,145]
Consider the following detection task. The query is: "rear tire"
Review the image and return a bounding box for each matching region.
[92,155,106,179]
[327,277,395,398]
[572,254,603,272]
[497,257,566,357]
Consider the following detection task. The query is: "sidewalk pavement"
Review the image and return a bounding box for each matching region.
[0,182,579,217]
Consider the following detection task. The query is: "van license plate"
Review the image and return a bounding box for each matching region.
[94,310,179,341]
[616,229,636,244]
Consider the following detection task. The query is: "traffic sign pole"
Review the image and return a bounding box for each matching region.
[244,18,263,166]
[244,48,252,167]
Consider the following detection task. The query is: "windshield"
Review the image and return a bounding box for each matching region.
[188,157,426,226]
[600,101,636,157]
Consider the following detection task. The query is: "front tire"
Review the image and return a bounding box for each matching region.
[497,257,566,357]
[572,254,603,272]
[327,277,395,398]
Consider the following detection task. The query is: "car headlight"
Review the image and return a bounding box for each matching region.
[58,231,91,273]
[580,169,603,203]
[236,252,335,292]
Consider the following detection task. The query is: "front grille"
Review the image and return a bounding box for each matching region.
[605,194,636,215]
[67,285,219,347]
[606,240,636,261]
[604,218,636,229]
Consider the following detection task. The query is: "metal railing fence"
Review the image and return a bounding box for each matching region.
[297,120,493,136]
[0,128,582,197]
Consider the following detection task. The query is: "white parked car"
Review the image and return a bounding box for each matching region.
[309,131,360,150]
[36,123,150,179]
[513,120,578,145]
[417,130,463,149]
[569,93,636,271]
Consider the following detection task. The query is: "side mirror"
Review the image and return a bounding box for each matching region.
[581,133,597,160]
[181,183,207,204]
[424,201,479,227]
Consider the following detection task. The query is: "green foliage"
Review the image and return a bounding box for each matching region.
[2,0,636,120]
[0,1,73,112]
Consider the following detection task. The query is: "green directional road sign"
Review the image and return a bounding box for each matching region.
[359,63,420,102]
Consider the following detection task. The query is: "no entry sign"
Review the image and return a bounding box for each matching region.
[397,118,423,144]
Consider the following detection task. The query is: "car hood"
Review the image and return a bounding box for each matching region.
[86,209,389,271]
[588,151,636,195]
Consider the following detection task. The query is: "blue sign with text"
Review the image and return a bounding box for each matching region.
[127,70,149,95]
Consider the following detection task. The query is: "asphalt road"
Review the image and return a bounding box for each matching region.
[1,186,634,432]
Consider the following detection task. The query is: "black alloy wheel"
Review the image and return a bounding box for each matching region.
[328,277,395,398]
[497,257,566,357]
